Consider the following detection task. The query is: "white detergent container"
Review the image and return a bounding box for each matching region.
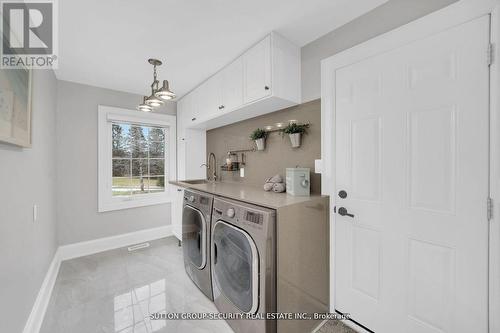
[286,168,310,196]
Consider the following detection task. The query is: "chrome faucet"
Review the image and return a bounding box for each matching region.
[200,153,217,182]
[208,152,217,182]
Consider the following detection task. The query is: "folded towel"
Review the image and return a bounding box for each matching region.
[269,174,283,183]
[272,183,286,193]
[263,182,274,191]
[263,174,285,192]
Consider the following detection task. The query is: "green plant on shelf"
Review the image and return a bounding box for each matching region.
[281,123,310,135]
[250,128,267,140]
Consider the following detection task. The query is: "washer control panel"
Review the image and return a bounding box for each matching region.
[226,208,235,218]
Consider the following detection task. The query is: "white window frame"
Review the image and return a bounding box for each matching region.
[98,105,176,212]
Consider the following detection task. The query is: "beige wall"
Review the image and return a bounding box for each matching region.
[206,99,321,194]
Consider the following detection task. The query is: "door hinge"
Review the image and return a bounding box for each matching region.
[487,197,493,221]
[488,43,495,66]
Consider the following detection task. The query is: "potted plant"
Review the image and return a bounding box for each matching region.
[282,123,309,148]
[250,128,267,151]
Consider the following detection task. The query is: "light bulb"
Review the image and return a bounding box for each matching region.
[155,80,176,100]
[145,94,164,107]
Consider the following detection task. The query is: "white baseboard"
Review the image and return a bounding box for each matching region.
[23,225,173,332]
[23,249,61,333]
[58,225,173,261]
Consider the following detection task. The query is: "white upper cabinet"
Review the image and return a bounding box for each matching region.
[176,92,207,180]
[178,31,300,130]
[221,58,243,112]
[243,36,271,103]
[196,75,221,122]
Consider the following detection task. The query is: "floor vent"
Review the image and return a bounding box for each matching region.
[128,242,150,252]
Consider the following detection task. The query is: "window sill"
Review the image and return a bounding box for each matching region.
[98,195,172,212]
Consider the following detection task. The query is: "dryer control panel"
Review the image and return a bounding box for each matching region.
[245,211,263,225]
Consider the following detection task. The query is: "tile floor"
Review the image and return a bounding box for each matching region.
[40,236,356,333]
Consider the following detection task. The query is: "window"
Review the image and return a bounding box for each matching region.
[112,123,166,196]
[98,105,176,212]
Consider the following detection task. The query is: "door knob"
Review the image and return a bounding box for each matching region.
[338,207,354,218]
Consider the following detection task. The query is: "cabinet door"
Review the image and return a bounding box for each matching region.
[184,129,206,179]
[170,185,184,241]
[187,88,201,125]
[196,77,221,122]
[176,96,190,180]
[221,58,243,112]
[243,36,271,103]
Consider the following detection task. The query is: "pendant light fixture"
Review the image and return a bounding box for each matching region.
[137,58,175,111]
[137,96,152,112]
[155,80,176,100]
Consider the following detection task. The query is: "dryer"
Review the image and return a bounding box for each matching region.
[211,196,276,333]
[182,189,214,300]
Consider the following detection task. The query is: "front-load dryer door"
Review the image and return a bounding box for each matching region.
[212,220,259,314]
[182,205,207,269]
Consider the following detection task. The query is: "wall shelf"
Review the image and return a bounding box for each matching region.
[221,164,240,172]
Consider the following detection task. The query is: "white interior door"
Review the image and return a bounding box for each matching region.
[335,16,490,333]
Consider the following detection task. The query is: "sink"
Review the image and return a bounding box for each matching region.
[181,179,211,185]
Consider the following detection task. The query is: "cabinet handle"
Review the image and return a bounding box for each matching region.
[177,189,182,192]
[191,117,196,121]
[264,86,270,90]
[218,105,225,110]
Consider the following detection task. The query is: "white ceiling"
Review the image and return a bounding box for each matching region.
[56,0,387,99]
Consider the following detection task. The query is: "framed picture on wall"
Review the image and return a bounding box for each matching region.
[0,67,32,148]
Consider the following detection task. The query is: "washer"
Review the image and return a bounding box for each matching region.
[211,196,276,333]
[182,189,214,300]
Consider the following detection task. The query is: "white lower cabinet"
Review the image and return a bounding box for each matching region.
[170,185,184,241]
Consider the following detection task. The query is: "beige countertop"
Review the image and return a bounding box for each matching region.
[169,180,328,209]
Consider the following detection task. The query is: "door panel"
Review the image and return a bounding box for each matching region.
[335,16,490,333]
[407,239,454,333]
[351,225,381,300]
[408,106,456,213]
[350,116,382,202]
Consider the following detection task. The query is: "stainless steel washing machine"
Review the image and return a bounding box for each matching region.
[211,196,276,333]
[182,189,214,300]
